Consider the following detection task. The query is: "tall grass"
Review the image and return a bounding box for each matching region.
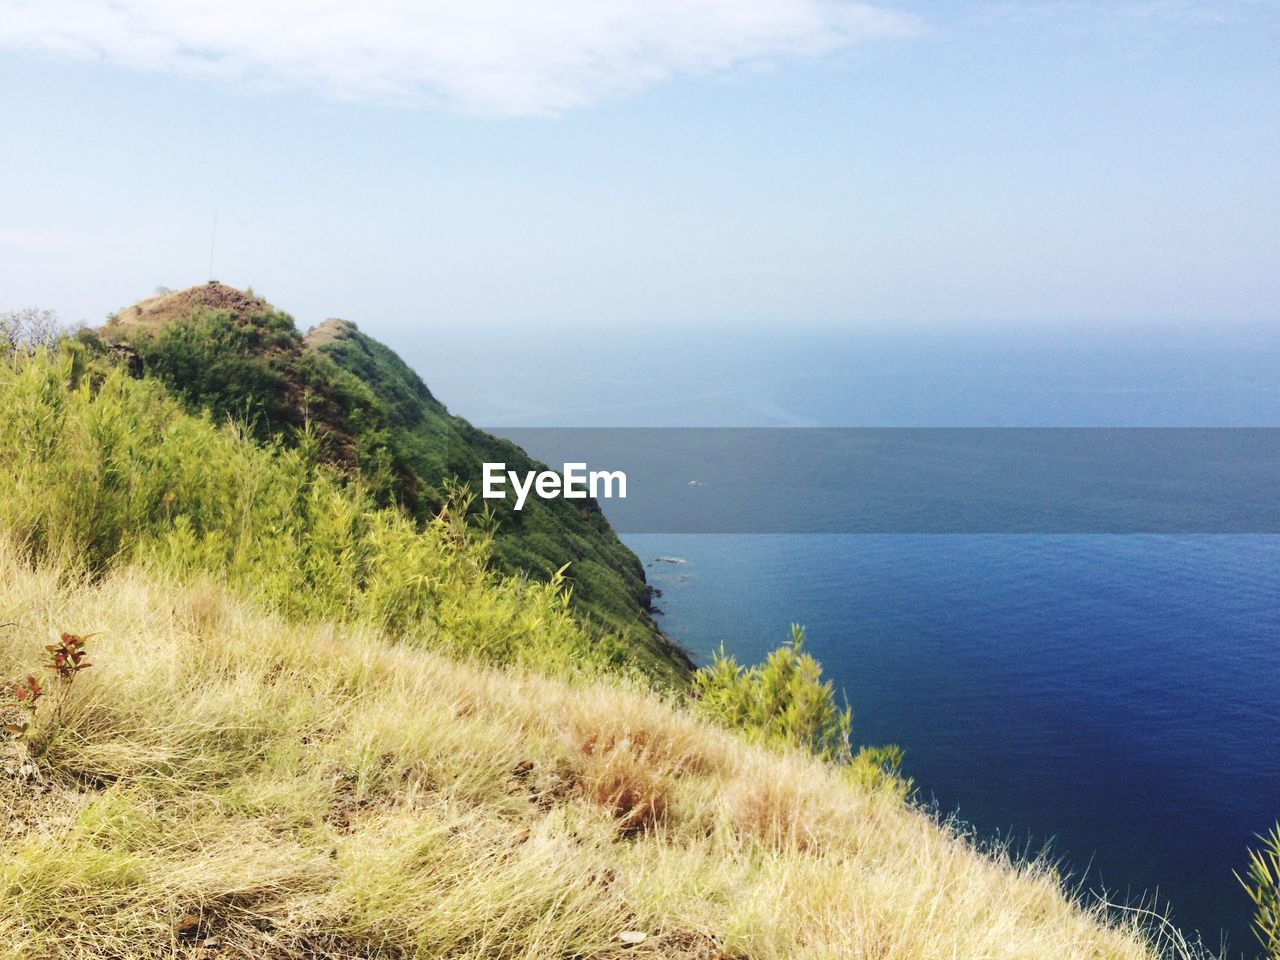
[0,346,634,678]
[0,550,1186,960]
[1241,826,1280,959]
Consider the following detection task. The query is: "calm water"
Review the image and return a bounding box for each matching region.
[401,322,1280,955]
[625,533,1280,955]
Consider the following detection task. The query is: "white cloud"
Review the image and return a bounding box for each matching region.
[0,0,917,115]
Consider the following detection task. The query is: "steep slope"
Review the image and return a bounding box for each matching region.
[302,317,688,674]
[96,283,689,683]
[0,334,1190,960]
[0,552,1168,960]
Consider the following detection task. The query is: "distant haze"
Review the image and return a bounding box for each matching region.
[0,2,1276,333]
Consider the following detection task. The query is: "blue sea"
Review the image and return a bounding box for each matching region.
[626,533,1279,954]
[405,322,1280,954]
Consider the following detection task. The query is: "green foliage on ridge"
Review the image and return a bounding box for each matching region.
[1,336,903,773]
[308,318,670,652]
[93,285,689,683]
[0,345,645,679]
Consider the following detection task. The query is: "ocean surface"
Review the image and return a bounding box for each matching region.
[626,532,1280,954]
[402,322,1280,954]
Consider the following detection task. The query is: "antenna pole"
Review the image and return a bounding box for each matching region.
[207,208,218,281]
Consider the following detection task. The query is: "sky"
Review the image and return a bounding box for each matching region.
[1,1,1277,336]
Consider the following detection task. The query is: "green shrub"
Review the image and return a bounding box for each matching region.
[692,625,852,762]
[692,624,909,794]
[127,307,300,436]
[847,743,912,798]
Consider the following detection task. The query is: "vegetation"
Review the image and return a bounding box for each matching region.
[305,316,677,668]
[118,303,307,436]
[694,625,853,763]
[0,346,637,679]
[2,632,93,739]
[692,625,910,796]
[1242,827,1280,959]
[92,284,686,682]
[0,326,1201,959]
[0,339,881,733]
[0,307,61,354]
[0,550,1174,959]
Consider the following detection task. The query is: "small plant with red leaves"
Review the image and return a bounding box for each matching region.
[44,632,94,682]
[3,631,96,739]
[3,674,43,736]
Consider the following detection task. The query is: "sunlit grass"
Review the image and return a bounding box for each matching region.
[1,550,1188,959]
[0,344,1208,959]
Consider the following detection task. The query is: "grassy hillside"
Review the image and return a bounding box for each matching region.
[303,317,681,668]
[0,346,641,679]
[1,550,1172,960]
[95,284,687,683]
[0,339,1198,959]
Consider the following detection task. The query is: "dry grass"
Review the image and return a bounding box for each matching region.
[303,318,359,349]
[102,283,272,339]
[0,546,1196,960]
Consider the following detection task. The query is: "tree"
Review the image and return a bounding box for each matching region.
[0,307,61,354]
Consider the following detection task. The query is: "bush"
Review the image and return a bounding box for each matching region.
[2,632,94,741]
[692,625,853,763]
[691,624,901,788]
[847,743,911,798]
[692,626,911,793]
[128,308,300,435]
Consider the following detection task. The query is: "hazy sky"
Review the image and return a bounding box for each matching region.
[1,1,1277,334]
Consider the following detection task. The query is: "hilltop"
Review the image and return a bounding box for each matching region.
[105,282,271,335]
[96,283,689,683]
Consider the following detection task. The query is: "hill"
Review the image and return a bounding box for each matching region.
[0,322,1194,960]
[0,548,1167,960]
[97,283,689,684]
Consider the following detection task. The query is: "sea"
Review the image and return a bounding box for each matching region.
[404,322,1280,955]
